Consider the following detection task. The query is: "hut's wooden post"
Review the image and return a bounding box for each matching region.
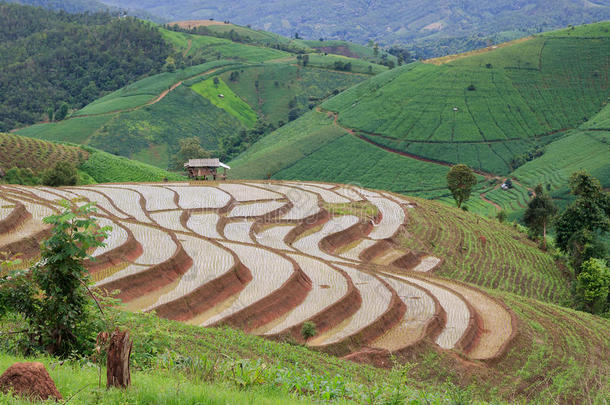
[107,328,132,389]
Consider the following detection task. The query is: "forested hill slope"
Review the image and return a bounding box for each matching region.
[96,0,610,56]
[0,3,171,131]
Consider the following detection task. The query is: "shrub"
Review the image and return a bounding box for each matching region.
[467,84,476,91]
[496,210,507,223]
[574,258,609,315]
[3,167,41,185]
[0,203,109,357]
[42,161,78,186]
[301,321,317,339]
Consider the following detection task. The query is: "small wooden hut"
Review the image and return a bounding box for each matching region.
[184,158,230,180]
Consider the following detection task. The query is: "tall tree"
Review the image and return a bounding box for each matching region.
[523,184,557,248]
[446,164,477,209]
[171,137,210,170]
[555,171,610,271]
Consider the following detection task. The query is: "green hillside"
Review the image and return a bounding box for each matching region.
[14,23,379,169]
[0,132,182,184]
[231,22,610,217]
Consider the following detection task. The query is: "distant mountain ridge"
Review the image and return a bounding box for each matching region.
[95,0,610,56]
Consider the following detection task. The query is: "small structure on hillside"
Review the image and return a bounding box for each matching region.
[184,158,230,180]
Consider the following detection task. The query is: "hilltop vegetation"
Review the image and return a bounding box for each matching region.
[0,3,174,131]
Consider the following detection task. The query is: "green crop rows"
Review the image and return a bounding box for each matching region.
[87,86,244,168]
[319,31,609,173]
[229,111,345,179]
[400,198,571,303]
[160,28,288,62]
[273,134,450,194]
[0,132,87,173]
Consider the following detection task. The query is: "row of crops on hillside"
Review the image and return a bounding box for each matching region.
[317,35,609,174]
[220,64,368,125]
[272,134,450,194]
[0,132,88,173]
[160,28,289,63]
[400,197,570,303]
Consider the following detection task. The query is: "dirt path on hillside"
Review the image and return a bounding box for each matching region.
[14,66,226,133]
[480,184,502,212]
[320,108,496,178]
[183,39,192,57]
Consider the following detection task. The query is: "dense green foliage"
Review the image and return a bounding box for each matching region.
[523,184,557,246]
[0,204,107,357]
[574,258,609,316]
[555,171,610,271]
[446,164,477,208]
[94,0,609,57]
[42,161,78,187]
[170,137,210,171]
[0,3,173,131]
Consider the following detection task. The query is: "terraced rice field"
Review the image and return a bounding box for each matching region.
[0,181,517,362]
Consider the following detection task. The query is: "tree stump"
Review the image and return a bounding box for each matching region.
[106,328,132,389]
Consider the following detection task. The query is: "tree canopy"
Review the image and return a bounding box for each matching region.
[555,171,609,271]
[446,164,477,208]
[0,3,172,131]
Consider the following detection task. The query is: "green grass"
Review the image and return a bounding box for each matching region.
[87,85,245,168]
[79,149,184,183]
[229,111,346,179]
[160,28,289,62]
[0,132,182,184]
[191,77,258,127]
[0,353,323,405]
[0,310,460,404]
[318,24,609,174]
[582,103,610,129]
[0,132,88,174]
[274,134,451,194]
[512,129,610,205]
[14,115,112,144]
[220,64,367,125]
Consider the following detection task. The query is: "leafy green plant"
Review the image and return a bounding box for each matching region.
[0,202,109,357]
[301,321,317,339]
